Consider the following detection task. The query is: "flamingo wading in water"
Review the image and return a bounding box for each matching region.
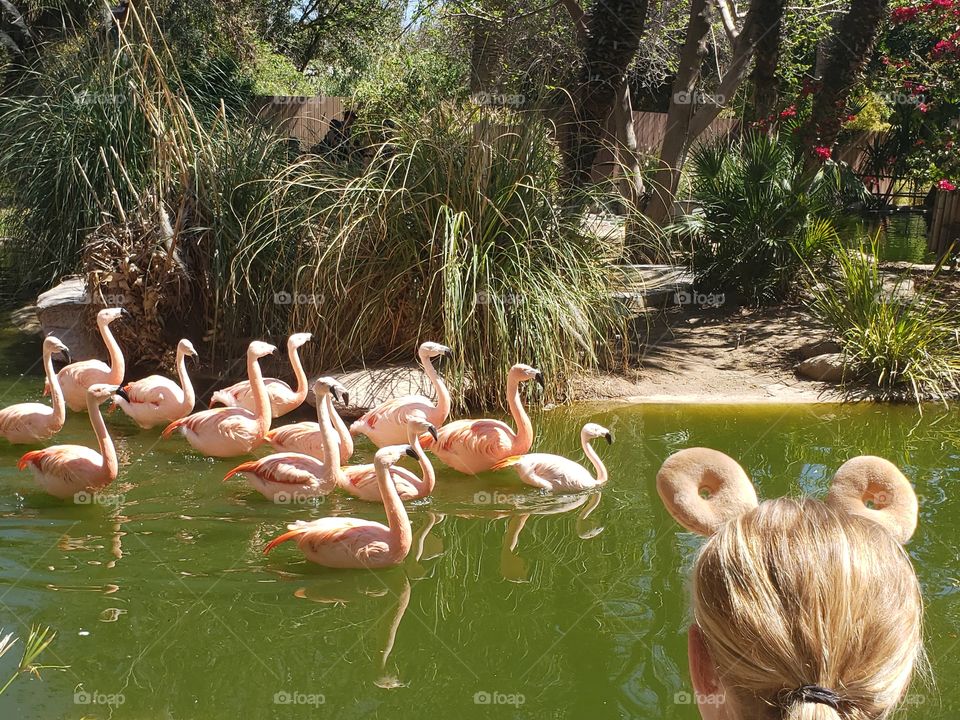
[421,363,542,475]
[209,333,312,417]
[265,378,354,464]
[340,417,438,502]
[223,378,346,502]
[0,336,70,444]
[350,342,451,447]
[494,423,612,493]
[264,445,416,569]
[53,307,127,412]
[18,384,120,499]
[113,339,199,429]
[162,341,275,458]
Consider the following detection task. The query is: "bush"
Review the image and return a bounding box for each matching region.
[671,131,856,305]
[239,104,625,409]
[806,238,960,402]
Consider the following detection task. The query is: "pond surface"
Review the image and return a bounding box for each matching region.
[0,325,958,719]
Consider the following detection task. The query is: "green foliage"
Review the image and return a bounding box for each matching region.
[238,104,625,409]
[249,41,320,96]
[671,132,855,305]
[0,625,62,695]
[806,238,960,402]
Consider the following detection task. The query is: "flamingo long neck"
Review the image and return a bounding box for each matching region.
[406,427,435,494]
[247,352,272,436]
[86,394,117,481]
[288,341,309,404]
[375,461,412,555]
[325,392,353,458]
[420,351,450,421]
[175,348,196,413]
[98,319,125,384]
[44,347,66,427]
[506,374,533,454]
[317,393,344,486]
[581,434,607,486]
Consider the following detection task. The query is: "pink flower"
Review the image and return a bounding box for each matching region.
[918,102,929,112]
[939,179,957,191]
[813,146,832,161]
[846,114,858,123]
[891,6,920,22]
[779,105,797,119]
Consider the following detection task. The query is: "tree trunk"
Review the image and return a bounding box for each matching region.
[748,0,785,122]
[564,0,649,189]
[799,0,888,167]
[612,81,644,205]
[643,0,711,226]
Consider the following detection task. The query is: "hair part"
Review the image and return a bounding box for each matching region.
[692,498,924,720]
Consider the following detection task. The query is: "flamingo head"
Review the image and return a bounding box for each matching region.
[407,415,438,442]
[247,341,277,359]
[97,307,129,325]
[418,341,452,360]
[288,332,312,349]
[312,376,344,403]
[582,423,613,445]
[178,339,199,359]
[43,336,71,364]
[510,363,545,388]
[88,383,120,404]
[375,444,419,469]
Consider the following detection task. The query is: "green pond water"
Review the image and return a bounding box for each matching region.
[0,326,958,719]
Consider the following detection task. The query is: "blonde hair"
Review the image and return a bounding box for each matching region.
[691,498,923,720]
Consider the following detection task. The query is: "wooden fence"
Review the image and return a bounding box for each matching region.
[928,190,960,258]
[253,96,347,149]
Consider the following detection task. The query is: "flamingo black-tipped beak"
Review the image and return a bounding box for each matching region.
[330,387,342,403]
[534,371,545,388]
[120,308,132,319]
[404,445,419,460]
[115,386,130,402]
[428,424,439,442]
[341,391,350,406]
[604,431,613,445]
[60,350,72,364]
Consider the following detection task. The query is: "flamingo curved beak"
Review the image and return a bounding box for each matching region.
[330,386,343,403]
[427,424,439,442]
[604,431,613,445]
[340,391,350,406]
[60,349,72,364]
[115,386,130,402]
[404,446,419,460]
[534,371,545,388]
[120,308,132,319]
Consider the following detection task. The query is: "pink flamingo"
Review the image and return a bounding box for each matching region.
[209,333,312,417]
[161,341,275,457]
[18,384,119,499]
[53,308,127,412]
[494,423,612,492]
[0,336,70,444]
[112,339,199,429]
[420,363,543,475]
[223,378,345,502]
[340,417,438,502]
[263,444,416,569]
[264,379,354,463]
[349,341,452,447]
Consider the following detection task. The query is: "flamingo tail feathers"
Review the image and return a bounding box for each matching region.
[264,527,307,554]
[18,450,44,471]
[224,461,258,482]
[492,455,523,471]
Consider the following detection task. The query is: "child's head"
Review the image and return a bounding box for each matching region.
[657,449,923,720]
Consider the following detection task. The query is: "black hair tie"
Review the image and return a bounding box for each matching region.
[783,685,842,711]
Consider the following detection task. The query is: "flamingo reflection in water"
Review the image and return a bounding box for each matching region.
[279,512,445,688]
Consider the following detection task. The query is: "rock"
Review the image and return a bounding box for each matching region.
[307,365,437,419]
[9,304,40,334]
[796,338,842,361]
[36,278,104,361]
[796,353,846,383]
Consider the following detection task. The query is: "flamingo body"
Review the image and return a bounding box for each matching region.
[265,391,353,464]
[209,333,311,418]
[350,342,451,447]
[496,423,612,493]
[225,453,334,502]
[264,445,415,569]
[0,405,59,444]
[115,339,197,429]
[17,384,119,499]
[54,308,126,412]
[163,407,264,457]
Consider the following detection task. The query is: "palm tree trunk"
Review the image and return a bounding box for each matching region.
[748,0,785,122]
[799,0,888,166]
